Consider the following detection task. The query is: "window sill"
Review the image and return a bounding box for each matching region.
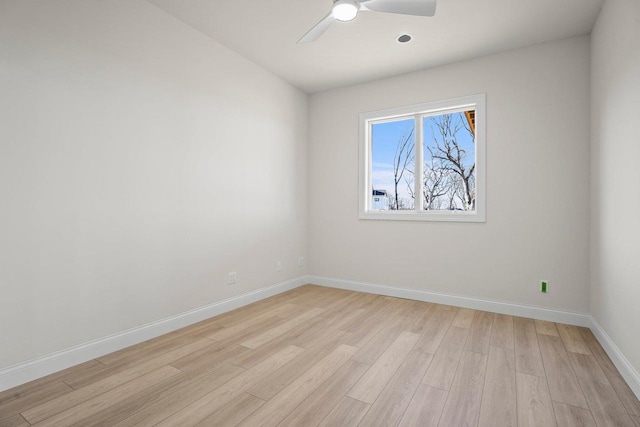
[359,210,485,223]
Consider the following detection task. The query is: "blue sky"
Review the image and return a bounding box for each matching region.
[371,112,475,201]
[371,117,415,199]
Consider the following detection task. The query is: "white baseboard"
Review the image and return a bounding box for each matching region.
[307,275,639,399]
[308,275,591,326]
[588,316,640,399]
[0,275,307,393]
[3,274,638,401]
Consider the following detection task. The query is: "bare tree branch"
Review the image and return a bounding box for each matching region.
[391,126,415,210]
[424,113,476,210]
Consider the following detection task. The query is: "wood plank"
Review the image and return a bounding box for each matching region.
[206,303,300,342]
[452,308,476,328]
[240,307,325,349]
[229,318,331,369]
[578,327,617,373]
[66,335,204,389]
[552,402,596,427]
[347,331,420,404]
[397,385,448,427]
[534,320,559,336]
[399,301,437,334]
[514,317,546,377]
[76,365,241,426]
[537,334,588,409]
[317,396,370,427]
[247,335,349,401]
[298,287,347,309]
[236,344,359,427]
[0,360,103,405]
[30,366,181,427]
[348,291,380,309]
[291,320,352,351]
[382,296,416,315]
[309,307,365,337]
[194,393,265,427]
[278,360,369,427]
[579,327,640,417]
[516,372,556,427]
[182,321,226,341]
[413,306,456,354]
[95,334,184,367]
[242,320,351,369]
[169,342,248,373]
[478,346,517,427]
[439,350,488,427]
[335,296,385,333]
[22,338,212,424]
[465,311,495,355]
[193,316,288,357]
[154,345,304,426]
[348,295,397,325]
[358,351,433,427]
[211,295,302,327]
[491,314,514,349]
[605,371,640,418]
[421,325,469,390]
[568,352,635,426]
[0,381,73,421]
[111,363,245,427]
[315,290,363,315]
[0,414,29,427]
[341,310,398,348]
[557,324,592,355]
[95,328,209,367]
[351,315,405,365]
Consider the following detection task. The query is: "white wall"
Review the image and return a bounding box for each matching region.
[591,0,640,375]
[308,37,591,313]
[0,0,307,370]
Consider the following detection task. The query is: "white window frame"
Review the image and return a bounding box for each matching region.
[359,93,486,222]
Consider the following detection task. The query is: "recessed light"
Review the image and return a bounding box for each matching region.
[397,33,412,43]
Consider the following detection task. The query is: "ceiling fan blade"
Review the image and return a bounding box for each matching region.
[361,0,436,17]
[298,12,335,43]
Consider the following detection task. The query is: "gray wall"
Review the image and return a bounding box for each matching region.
[0,0,308,369]
[308,37,591,313]
[590,0,640,378]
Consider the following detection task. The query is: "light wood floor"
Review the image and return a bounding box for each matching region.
[1,285,639,427]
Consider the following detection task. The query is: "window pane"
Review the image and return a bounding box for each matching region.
[371,118,415,210]
[422,110,476,211]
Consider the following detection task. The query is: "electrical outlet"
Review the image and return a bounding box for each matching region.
[541,280,548,293]
[227,272,237,285]
[298,256,305,267]
[276,261,282,272]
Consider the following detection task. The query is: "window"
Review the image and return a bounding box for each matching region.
[359,94,486,222]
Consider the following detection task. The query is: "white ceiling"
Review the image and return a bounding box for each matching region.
[148,0,604,93]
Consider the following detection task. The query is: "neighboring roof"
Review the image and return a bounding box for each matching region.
[465,110,476,137]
